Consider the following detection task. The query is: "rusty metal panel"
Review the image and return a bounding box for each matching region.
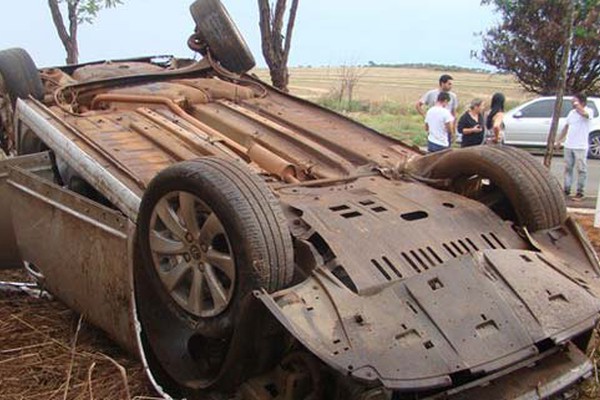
[0,152,54,269]
[6,166,138,352]
[425,343,592,400]
[279,177,526,294]
[16,99,142,221]
[258,248,600,391]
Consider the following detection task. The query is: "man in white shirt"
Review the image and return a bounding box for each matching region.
[425,92,455,152]
[555,93,593,201]
[417,75,458,145]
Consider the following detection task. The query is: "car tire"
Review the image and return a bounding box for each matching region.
[18,128,47,155]
[428,145,566,231]
[137,157,294,338]
[0,48,43,107]
[0,48,43,152]
[189,0,256,74]
[588,131,600,160]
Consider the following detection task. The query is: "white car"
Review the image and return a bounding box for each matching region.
[503,96,600,158]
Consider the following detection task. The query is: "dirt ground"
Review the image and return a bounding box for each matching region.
[1,214,600,399]
[0,268,158,399]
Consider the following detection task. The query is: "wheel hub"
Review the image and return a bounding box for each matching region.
[149,191,236,318]
[189,245,202,261]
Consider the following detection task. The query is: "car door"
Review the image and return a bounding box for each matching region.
[6,164,139,352]
[506,99,555,145]
[0,152,55,268]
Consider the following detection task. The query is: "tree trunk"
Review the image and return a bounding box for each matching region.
[257,0,299,92]
[269,64,289,90]
[48,0,80,64]
[544,0,575,168]
[67,1,80,64]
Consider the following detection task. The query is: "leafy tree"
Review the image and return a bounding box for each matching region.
[480,0,600,95]
[257,0,299,91]
[47,0,123,65]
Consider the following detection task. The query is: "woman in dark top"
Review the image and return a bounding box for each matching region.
[486,92,506,144]
[458,98,485,147]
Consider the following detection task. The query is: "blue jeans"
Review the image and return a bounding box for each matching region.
[427,141,448,153]
[564,148,587,195]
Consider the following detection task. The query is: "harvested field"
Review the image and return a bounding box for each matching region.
[253,67,531,106]
[1,213,600,399]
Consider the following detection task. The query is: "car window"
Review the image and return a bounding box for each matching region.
[587,101,599,118]
[560,102,572,118]
[520,99,554,118]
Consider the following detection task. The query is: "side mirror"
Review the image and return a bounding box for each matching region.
[513,111,523,119]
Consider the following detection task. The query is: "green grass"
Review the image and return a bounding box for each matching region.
[350,111,426,146]
[315,95,427,146]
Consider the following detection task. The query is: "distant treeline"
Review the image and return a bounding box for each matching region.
[364,61,492,74]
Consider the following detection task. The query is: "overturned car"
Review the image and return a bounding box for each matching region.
[1,1,600,399]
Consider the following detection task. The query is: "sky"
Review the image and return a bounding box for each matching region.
[0,1,498,69]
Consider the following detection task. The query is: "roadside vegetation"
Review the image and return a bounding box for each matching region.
[315,94,428,146]
[253,66,529,148]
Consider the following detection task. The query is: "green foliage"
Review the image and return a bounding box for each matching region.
[352,112,427,147]
[316,95,368,113]
[480,0,600,95]
[60,0,123,25]
[366,62,490,74]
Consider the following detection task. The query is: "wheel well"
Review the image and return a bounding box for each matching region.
[587,131,600,159]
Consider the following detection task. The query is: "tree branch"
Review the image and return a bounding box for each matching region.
[258,0,274,63]
[257,0,299,91]
[272,0,286,57]
[48,0,71,50]
[283,0,299,64]
[68,0,79,41]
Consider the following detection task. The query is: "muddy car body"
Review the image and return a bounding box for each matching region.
[1,1,600,399]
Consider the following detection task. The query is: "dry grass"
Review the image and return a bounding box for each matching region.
[0,269,157,400]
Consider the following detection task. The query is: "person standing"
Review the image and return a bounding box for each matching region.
[554,93,593,201]
[458,98,485,147]
[417,74,458,145]
[486,92,506,144]
[425,92,455,152]
[416,74,459,117]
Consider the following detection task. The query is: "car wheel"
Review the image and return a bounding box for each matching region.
[588,132,600,160]
[0,48,43,107]
[0,48,44,152]
[189,0,256,74]
[18,128,47,155]
[428,145,566,231]
[137,157,294,337]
